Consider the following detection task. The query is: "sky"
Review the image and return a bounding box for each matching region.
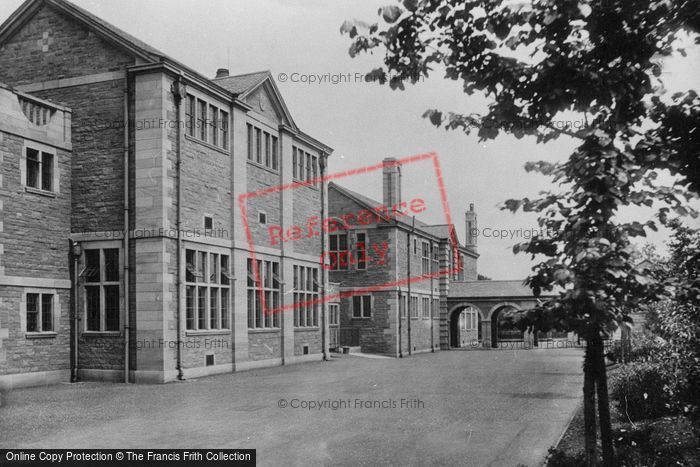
[1,0,697,279]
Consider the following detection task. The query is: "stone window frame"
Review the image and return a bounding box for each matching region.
[293,265,319,328]
[247,257,281,330]
[460,306,479,331]
[21,288,60,339]
[81,241,123,334]
[329,303,340,326]
[354,231,367,270]
[246,120,280,174]
[422,296,431,320]
[421,240,431,275]
[329,232,349,270]
[291,145,319,189]
[409,295,419,320]
[432,298,440,320]
[184,91,230,153]
[399,293,407,319]
[21,140,59,196]
[351,295,373,319]
[184,244,232,333]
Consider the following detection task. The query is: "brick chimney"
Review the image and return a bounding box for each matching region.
[382,157,402,208]
[215,68,229,79]
[466,203,477,247]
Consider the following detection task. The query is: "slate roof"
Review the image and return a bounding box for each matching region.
[448,280,558,299]
[213,71,271,96]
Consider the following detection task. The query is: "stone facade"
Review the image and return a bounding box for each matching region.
[328,158,478,356]
[0,0,332,387]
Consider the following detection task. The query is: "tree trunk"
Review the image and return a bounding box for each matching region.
[593,335,615,466]
[583,340,598,466]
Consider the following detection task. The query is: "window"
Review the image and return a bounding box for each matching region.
[413,238,417,255]
[26,293,53,332]
[460,307,479,331]
[255,128,262,164]
[271,136,278,170]
[296,147,304,180]
[247,258,280,329]
[329,233,348,270]
[185,249,231,331]
[25,147,54,192]
[220,110,229,150]
[312,155,318,184]
[399,294,407,319]
[198,99,207,141]
[422,297,430,319]
[186,95,196,137]
[258,211,267,224]
[410,296,419,319]
[204,216,213,230]
[431,243,439,273]
[185,94,228,150]
[329,304,339,326]
[294,265,319,327]
[84,248,120,331]
[292,147,298,179]
[247,124,254,160]
[247,124,278,170]
[352,295,372,318]
[355,232,367,270]
[306,153,312,181]
[433,298,439,319]
[422,241,430,275]
[210,105,218,146]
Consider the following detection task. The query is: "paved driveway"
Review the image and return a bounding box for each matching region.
[1,348,583,466]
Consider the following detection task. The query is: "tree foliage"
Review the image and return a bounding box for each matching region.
[343,0,700,463]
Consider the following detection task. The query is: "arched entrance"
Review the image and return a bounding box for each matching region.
[449,306,481,348]
[490,305,523,348]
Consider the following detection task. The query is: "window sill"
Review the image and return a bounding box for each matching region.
[184,134,230,155]
[291,179,320,191]
[294,327,320,331]
[185,329,230,336]
[248,328,280,333]
[82,331,121,337]
[25,332,57,339]
[25,186,57,198]
[246,159,280,175]
[351,317,372,320]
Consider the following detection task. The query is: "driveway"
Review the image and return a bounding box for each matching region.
[1,348,583,466]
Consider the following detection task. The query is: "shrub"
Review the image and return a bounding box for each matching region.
[609,361,671,421]
[606,331,663,364]
[545,447,587,467]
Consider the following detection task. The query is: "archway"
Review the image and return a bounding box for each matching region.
[490,305,523,348]
[449,305,482,348]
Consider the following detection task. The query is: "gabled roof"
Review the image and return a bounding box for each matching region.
[214,70,299,131]
[0,0,334,149]
[329,181,475,256]
[214,71,270,96]
[448,280,557,299]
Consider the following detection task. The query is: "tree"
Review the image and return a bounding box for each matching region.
[342,1,699,465]
[477,273,492,280]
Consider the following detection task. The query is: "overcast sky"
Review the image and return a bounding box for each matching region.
[1,0,697,279]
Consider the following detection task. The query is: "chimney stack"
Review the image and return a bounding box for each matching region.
[466,203,477,248]
[215,68,229,79]
[382,157,402,208]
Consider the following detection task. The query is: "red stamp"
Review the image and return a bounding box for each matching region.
[238,152,461,316]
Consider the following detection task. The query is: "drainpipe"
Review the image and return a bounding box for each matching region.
[319,152,328,361]
[123,84,131,383]
[430,242,434,352]
[171,75,186,380]
[406,216,415,356]
[71,240,80,382]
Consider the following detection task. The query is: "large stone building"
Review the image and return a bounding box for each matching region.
[0,0,332,388]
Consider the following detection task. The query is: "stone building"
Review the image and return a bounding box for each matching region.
[328,158,479,356]
[0,0,332,388]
